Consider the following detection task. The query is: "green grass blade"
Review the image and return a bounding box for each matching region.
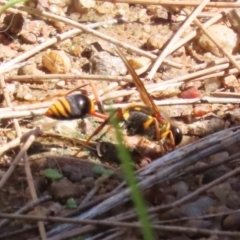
[110,113,155,240]
[0,0,28,15]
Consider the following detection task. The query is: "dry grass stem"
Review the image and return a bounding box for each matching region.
[0,75,47,238]
[0,126,42,155]
[6,74,133,83]
[151,60,240,87]
[0,109,46,119]
[45,127,240,237]
[0,195,51,228]
[0,1,239,239]
[171,12,223,54]
[0,133,36,188]
[0,96,239,121]
[95,0,240,8]
[147,0,210,79]
[210,92,240,98]
[24,153,47,239]
[194,66,239,81]
[18,6,182,69]
[184,8,240,72]
[0,19,120,74]
[3,9,221,86]
[1,210,240,238]
[191,55,240,72]
[158,209,240,224]
[105,97,240,110]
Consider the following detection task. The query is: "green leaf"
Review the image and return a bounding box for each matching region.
[66,198,77,209]
[92,165,113,176]
[43,168,63,180]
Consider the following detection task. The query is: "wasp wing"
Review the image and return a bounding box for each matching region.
[115,46,166,124]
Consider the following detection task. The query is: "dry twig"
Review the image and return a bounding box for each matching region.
[0,76,47,238]
[95,0,240,8]
[147,0,210,79]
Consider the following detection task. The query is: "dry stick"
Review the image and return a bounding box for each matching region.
[2,13,222,85]
[0,77,46,239]
[170,12,223,55]
[5,64,148,83]
[6,74,133,83]
[138,127,240,176]
[106,96,240,110]
[0,226,38,239]
[90,228,120,240]
[49,225,95,240]
[87,56,240,98]
[3,12,221,84]
[2,52,238,116]
[102,81,180,101]
[46,127,240,237]
[0,126,42,161]
[152,165,240,214]
[1,212,240,238]
[0,101,52,112]
[112,127,240,223]
[103,57,240,102]
[175,153,240,180]
[210,92,240,98]
[95,0,240,8]
[63,193,113,218]
[79,176,110,206]
[184,8,240,72]
[196,12,220,18]
[150,58,240,88]
[0,83,42,188]
[0,134,24,155]
[0,109,46,119]
[0,19,120,74]
[112,141,240,225]
[4,12,222,82]
[191,56,237,72]
[0,67,239,119]
[18,6,182,69]
[2,62,236,118]
[158,209,240,224]
[147,0,210,80]
[89,82,120,100]
[3,57,239,114]
[24,152,47,240]
[103,229,126,240]
[1,96,240,121]
[195,65,239,80]
[4,13,235,92]
[0,195,51,228]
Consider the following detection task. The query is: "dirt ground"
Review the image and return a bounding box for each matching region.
[1,0,240,239]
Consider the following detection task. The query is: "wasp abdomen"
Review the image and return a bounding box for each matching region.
[45,94,93,120]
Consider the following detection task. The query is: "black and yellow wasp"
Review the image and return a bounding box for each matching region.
[45,47,182,150]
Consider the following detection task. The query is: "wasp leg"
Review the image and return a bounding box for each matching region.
[146,117,166,154]
[90,82,105,114]
[160,128,175,148]
[45,84,89,102]
[75,108,124,155]
[143,117,167,153]
[151,117,161,140]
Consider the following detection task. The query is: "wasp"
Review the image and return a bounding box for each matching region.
[45,47,182,152]
[45,90,108,120]
[115,47,182,148]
